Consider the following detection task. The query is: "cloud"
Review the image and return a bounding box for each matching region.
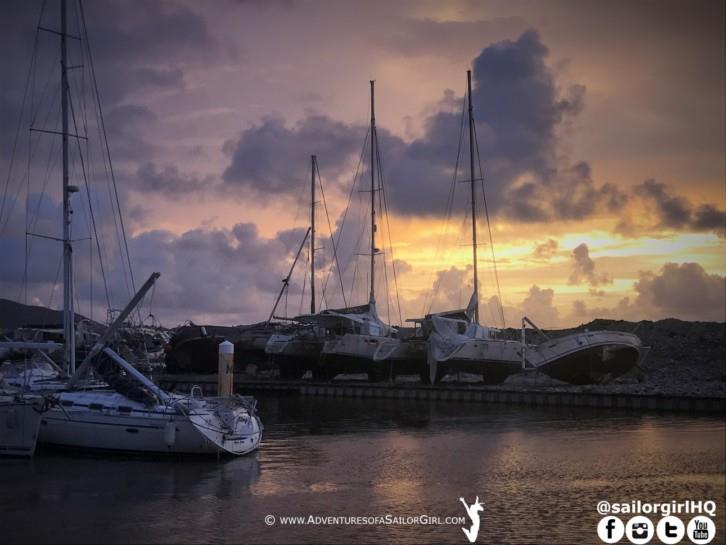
[134,162,213,197]
[222,114,365,197]
[568,243,612,287]
[520,284,560,327]
[134,66,185,89]
[533,238,559,260]
[630,179,725,237]
[570,262,725,323]
[221,30,626,223]
[393,259,412,275]
[633,262,725,322]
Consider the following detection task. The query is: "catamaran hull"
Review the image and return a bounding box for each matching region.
[428,358,521,384]
[319,334,391,380]
[427,337,524,384]
[373,339,427,377]
[0,400,42,457]
[265,335,322,379]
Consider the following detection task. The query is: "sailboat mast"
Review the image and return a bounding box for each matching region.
[467,70,480,324]
[310,154,316,314]
[369,80,376,306]
[61,0,76,374]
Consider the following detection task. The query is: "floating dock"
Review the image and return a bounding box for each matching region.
[156,374,725,415]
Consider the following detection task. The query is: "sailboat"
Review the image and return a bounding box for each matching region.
[423,71,532,385]
[522,317,648,384]
[5,0,262,455]
[315,82,401,382]
[0,343,59,457]
[423,71,648,385]
[265,155,328,380]
[0,391,45,457]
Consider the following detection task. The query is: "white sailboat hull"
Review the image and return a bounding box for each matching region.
[0,398,43,457]
[529,330,646,384]
[38,391,262,456]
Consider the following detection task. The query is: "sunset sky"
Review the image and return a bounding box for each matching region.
[0,0,724,328]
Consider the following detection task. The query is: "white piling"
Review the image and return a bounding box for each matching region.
[218,340,234,397]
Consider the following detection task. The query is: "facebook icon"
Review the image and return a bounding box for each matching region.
[598,516,625,543]
[606,519,617,539]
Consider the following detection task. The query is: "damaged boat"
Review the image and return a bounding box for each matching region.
[521,317,648,384]
[317,81,401,381]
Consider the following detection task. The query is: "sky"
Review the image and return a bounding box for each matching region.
[0,0,724,329]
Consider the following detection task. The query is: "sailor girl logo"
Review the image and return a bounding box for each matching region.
[459,496,484,543]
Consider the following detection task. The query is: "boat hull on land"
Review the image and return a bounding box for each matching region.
[530,330,646,384]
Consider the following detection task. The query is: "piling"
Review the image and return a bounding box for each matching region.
[217,341,234,397]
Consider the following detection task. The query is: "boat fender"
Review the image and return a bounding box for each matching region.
[164,421,176,447]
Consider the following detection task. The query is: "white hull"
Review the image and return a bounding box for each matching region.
[528,330,646,384]
[322,333,392,361]
[39,390,262,456]
[0,397,43,457]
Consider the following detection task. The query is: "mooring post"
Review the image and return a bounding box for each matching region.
[218,341,234,396]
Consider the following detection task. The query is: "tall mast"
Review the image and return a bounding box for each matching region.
[61,0,76,374]
[310,154,316,314]
[467,70,480,324]
[369,80,377,306]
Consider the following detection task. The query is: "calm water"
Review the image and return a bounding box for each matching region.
[1,395,724,544]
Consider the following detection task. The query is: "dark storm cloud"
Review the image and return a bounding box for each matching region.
[571,262,726,323]
[221,29,621,222]
[103,104,160,161]
[1,215,311,324]
[634,179,725,237]
[568,243,612,287]
[222,115,366,196]
[0,0,218,227]
[118,221,328,323]
[549,162,627,221]
[634,262,725,322]
[80,0,213,105]
[134,163,212,197]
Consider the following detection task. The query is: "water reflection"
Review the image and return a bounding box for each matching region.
[0,394,723,544]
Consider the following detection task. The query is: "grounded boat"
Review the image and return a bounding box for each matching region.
[425,314,524,384]
[524,324,648,384]
[421,71,523,384]
[313,304,397,381]
[265,155,345,380]
[266,325,323,380]
[317,81,400,381]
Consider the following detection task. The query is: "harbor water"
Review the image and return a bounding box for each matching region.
[1,394,724,544]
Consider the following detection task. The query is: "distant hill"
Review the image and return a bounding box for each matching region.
[0,298,89,330]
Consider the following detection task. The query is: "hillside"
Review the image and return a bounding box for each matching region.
[0,298,89,330]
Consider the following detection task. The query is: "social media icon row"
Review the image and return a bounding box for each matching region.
[597,515,716,544]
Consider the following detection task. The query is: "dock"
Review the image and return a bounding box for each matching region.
[156,374,725,415]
